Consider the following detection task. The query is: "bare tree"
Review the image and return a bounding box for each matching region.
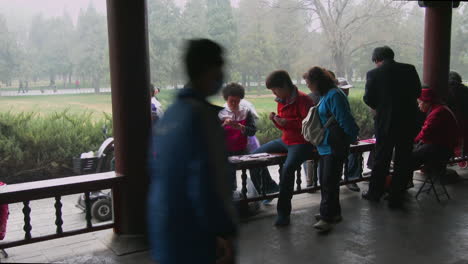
[269,0,408,77]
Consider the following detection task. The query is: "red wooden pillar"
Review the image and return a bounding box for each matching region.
[106,0,152,235]
[421,1,454,100]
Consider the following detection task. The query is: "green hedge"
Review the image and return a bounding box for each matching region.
[0,98,373,183]
[0,111,112,183]
[255,99,374,144]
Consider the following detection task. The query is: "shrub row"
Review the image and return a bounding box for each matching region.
[0,111,112,183]
[0,98,373,183]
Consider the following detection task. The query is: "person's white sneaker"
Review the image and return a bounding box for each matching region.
[314,214,342,223]
[314,219,332,232]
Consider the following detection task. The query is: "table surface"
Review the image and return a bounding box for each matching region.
[229,140,375,169]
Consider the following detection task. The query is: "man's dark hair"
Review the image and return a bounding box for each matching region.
[303,67,336,96]
[184,39,224,81]
[150,83,155,95]
[372,46,395,63]
[265,70,295,91]
[222,83,245,100]
[449,71,462,85]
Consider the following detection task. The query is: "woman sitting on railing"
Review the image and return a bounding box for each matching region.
[412,86,459,173]
[249,70,315,227]
[219,83,257,190]
[303,67,359,232]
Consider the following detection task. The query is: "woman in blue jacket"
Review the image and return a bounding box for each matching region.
[303,67,359,232]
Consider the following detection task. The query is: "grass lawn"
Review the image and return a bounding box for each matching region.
[0,85,366,118]
[0,93,113,118]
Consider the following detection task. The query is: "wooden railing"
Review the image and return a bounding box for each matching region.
[230,141,376,203]
[230,141,468,204]
[0,172,122,249]
[2,140,465,251]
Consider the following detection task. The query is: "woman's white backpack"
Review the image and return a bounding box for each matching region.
[301,99,335,145]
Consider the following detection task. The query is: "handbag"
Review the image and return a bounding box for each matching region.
[301,98,335,145]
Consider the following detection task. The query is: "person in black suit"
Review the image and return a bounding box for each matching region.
[362,46,422,207]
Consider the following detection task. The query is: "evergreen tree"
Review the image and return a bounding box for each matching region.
[75,4,109,92]
[148,0,183,88]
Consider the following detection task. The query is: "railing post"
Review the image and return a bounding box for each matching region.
[84,192,92,229]
[296,168,302,191]
[22,201,32,240]
[54,196,63,234]
[241,169,248,200]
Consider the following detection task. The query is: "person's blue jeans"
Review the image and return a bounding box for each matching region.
[250,138,314,216]
[343,152,363,182]
[319,153,345,221]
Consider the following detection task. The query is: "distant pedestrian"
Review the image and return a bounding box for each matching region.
[17,81,23,94]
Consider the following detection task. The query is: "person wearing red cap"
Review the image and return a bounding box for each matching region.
[412,86,459,170]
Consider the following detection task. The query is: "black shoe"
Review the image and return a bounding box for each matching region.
[362,191,380,202]
[346,183,361,192]
[274,215,290,227]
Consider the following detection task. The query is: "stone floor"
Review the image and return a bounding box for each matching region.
[2,168,468,264]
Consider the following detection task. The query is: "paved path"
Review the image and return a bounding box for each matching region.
[0,88,111,97]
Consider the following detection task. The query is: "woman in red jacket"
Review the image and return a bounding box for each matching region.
[250,70,315,226]
[412,87,459,170]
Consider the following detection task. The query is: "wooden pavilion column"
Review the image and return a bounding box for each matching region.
[421,1,456,100]
[106,0,152,235]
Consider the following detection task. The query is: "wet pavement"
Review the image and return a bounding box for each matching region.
[2,168,468,263]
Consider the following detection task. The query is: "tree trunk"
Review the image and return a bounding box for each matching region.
[333,48,346,78]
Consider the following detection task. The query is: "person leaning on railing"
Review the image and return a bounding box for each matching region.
[303,67,359,232]
[249,70,315,227]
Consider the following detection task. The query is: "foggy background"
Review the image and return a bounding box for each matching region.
[0,0,466,90]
